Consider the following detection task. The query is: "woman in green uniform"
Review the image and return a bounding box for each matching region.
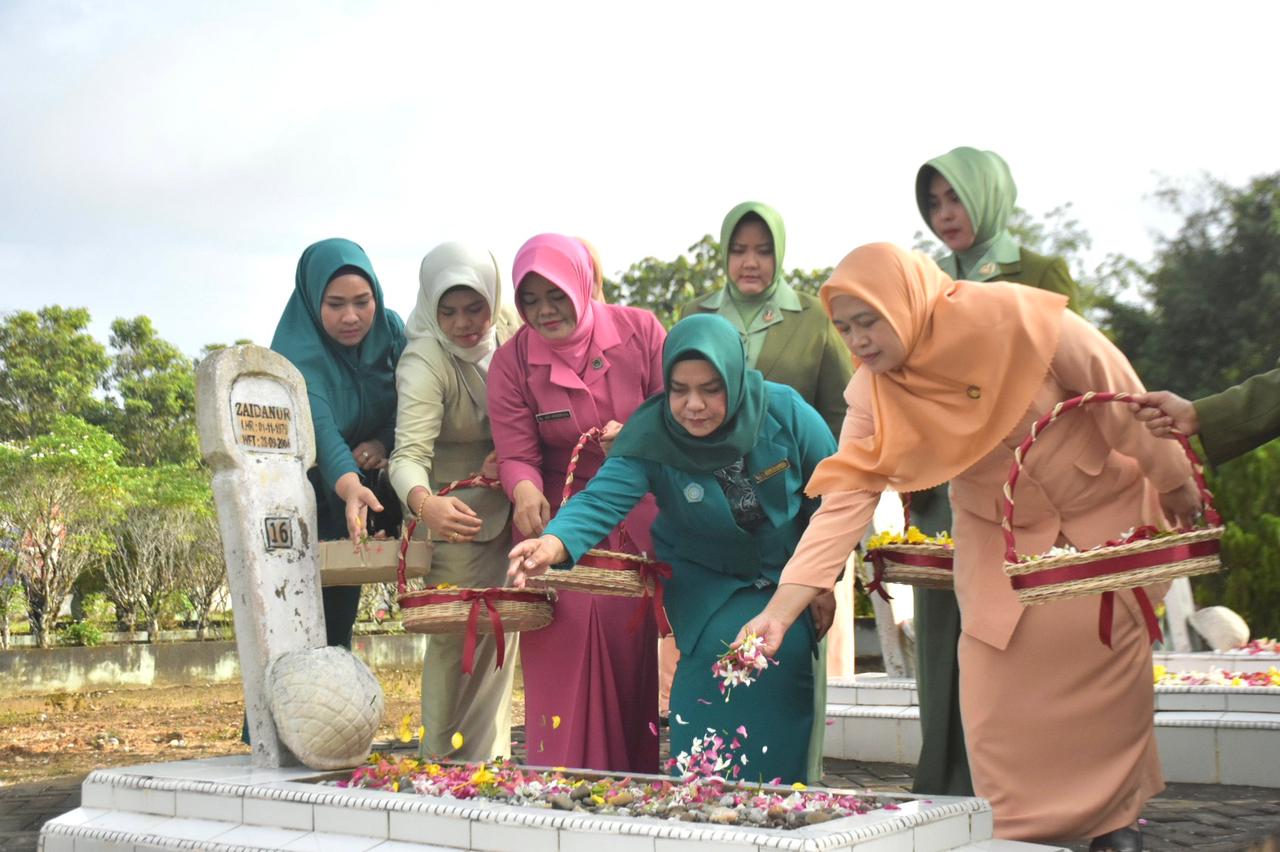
[908,146,1081,796]
[507,314,836,783]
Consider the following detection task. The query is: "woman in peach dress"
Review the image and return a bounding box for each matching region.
[740,244,1202,851]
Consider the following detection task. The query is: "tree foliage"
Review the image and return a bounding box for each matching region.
[0,416,131,646]
[0,307,110,440]
[105,316,200,466]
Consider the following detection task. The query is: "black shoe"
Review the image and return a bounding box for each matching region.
[1090,826,1142,852]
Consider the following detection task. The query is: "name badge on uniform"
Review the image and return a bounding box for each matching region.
[535,409,571,422]
[753,459,791,483]
[683,483,704,503]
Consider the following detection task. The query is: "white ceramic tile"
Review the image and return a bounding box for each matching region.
[36,830,76,852]
[82,810,170,834]
[281,830,385,851]
[654,839,757,852]
[560,828,655,852]
[70,837,127,852]
[111,784,176,817]
[829,685,860,704]
[44,808,110,828]
[470,819,558,852]
[1218,728,1280,787]
[243,795,312,830]
[1155,692,1227,711]
[146,816,237,842]
[913,812,973,852]
[1154,726,1218,783]
[1226,693,1280,713]
[1153,711,1226,724]
[217,823,312,848]
[900,717,923,764]
[843,716,903,763]
[1218,711,1280,726]
[956,841,1070,851]
[175,790,243,822]
[970,807,995,840]
[314,803,388,838]
[80,782,113,810]
[858,687,916,706]
[388,810,471,848]
[845,833,913,852]
[369,842,460,852]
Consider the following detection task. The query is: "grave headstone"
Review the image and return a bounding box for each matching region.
[196,345,326,767]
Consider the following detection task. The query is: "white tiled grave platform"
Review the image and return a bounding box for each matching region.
[1155,650,1280,674]
[40,754,1041,852]
[826,674,1280,787]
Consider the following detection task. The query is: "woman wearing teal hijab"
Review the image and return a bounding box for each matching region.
[271,237,406,649]
[908,148,1082,797]
[508,314,836,783]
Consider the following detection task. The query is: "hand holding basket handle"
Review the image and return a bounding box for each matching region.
[1001,391,1224,647]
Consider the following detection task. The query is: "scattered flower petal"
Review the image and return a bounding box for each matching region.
[552,715,562,729]
[451,731,464,750]
[648,722,659,736]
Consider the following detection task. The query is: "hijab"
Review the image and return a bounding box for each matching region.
[512,233,616,390]
[916,147,1021,281]
[270,237,404,413]
[406,241,503,370]
[804,243,1066,496]
[721,200,788,319]
[610,314,767,473]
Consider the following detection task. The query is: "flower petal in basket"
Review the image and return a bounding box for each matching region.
[999,391,1226,646]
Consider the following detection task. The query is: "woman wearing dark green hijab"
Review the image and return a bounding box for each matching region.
[507,314,837,783]
[270,237,406,649]
[908,147,1082,797]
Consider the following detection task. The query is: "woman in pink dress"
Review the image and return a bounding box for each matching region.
[488,233,666,773]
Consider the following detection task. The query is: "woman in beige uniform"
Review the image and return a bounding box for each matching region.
[389,241,521,760]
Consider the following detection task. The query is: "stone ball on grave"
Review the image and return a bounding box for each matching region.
[266,646,385,769]
[1188,605,1250,652]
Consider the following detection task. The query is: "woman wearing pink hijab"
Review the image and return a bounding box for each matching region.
[488,233,666,772]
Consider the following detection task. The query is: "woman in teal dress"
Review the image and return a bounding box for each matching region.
[270,237,406,649]
[507,314,836,783]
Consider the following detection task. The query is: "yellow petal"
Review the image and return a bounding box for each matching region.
[398,714,413,743]
[791,782,807,791]
[451,731,464,750]
[552,715,562,729]
[416,726,425,740]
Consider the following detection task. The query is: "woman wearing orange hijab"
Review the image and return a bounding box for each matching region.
[739,244,1201,850]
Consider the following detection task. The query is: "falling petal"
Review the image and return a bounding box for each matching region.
[674,714,689,725]
[539,741,545,752]
[397,714,413,743]
[648,722,659,736]
[761,746,768,754]
[451,731,464,750]
[826,718,837,726]
[696,698,713,705]
[736,725,748,738]
[415,726,425,741]
[740,755,749,764]
[552,715,562,729]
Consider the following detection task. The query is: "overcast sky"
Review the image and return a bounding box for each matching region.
[2,1,1276,358]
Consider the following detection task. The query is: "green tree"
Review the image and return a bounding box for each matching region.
[0,307,110,441]
[104,316,199,466]
[102,464,215,639]
[0,416,130,647]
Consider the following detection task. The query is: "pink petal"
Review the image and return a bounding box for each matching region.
[736,725,748,738]
[648,722,659,736]
[696,698,713,705]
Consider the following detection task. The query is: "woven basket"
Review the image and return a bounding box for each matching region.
[395,475,555,671]
[528,428,665,599]
[1001,391,1224,607]
[864,493,954,593]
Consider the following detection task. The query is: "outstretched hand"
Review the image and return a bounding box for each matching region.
[1129,391,1199,438]
[507,535,569,588]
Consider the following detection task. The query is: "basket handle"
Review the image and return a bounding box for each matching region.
[1000,391,1220,565]
[561,427,646,557]
[397,474,502,594]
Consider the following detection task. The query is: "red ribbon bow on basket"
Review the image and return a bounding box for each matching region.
[1002,391,1223,648]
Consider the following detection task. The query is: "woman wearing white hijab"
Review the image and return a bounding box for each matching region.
[389,241,522,760]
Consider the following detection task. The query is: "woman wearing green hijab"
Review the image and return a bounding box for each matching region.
[270,237,406,649]
[681,201,853,437]
[907,147,1082,797]
[507,314,837,783]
